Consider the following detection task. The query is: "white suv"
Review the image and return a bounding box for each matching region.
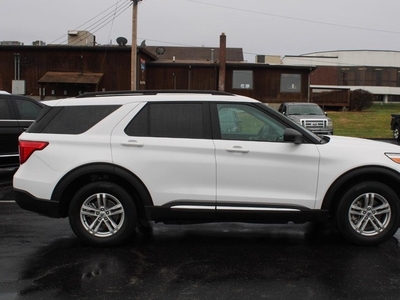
[13,91,400,246]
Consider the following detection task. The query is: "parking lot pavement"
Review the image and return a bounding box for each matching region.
[1,140,400,299]
[1,201,400,300]
[0,168,15,201]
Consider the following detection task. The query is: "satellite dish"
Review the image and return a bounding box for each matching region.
[140,40,146,47]
[116,37,128,46]
[156,47,166,55]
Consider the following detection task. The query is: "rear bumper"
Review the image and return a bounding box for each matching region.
[14,188,61,218]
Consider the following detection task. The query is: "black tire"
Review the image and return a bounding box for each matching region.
[69,182,137,246]
[336,181,400,246]
[394,125,400,141]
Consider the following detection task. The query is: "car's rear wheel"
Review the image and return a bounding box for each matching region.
[69,182,137,246]
[336,181,400,245]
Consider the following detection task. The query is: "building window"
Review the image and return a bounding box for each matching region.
[397,71,400,87]
[341,72,348,85]
[232,70,253,89]
[280,74,301,93]
[374,69,382,86]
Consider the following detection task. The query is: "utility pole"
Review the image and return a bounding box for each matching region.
[131,0,142,90]
[218,33,226,91]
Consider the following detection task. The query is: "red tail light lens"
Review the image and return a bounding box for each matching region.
[19,141,49,164]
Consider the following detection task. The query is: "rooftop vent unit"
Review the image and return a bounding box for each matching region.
[67,30,95,46]
[68,30,79,36]
[256,55,281,64]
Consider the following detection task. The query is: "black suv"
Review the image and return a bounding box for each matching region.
[0,92,43,168]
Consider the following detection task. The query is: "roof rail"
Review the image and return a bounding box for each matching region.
[76,90,233,98]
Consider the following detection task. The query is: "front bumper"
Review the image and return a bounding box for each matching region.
[14,189,61,218]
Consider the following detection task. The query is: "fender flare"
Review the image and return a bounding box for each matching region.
[322,165,400,212]
[51,163,153,216]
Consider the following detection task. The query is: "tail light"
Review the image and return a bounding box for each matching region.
[19,141,49,164]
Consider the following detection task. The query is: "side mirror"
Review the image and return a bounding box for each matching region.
[284,128,303,144]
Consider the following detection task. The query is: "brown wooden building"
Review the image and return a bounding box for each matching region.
[0,44,315,104]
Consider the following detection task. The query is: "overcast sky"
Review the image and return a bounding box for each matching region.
[2,0,400,62]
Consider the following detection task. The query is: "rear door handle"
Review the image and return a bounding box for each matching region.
[225,146,249,154]
[121,140,144,147]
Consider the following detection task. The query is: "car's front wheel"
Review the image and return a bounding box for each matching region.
[69,182,137,246]
[336,181,400,245]
[394,125,400,141]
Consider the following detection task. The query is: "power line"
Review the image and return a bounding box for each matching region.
[137,37,199,47]
[49,0,132,45]
[84,2,132,43]
[187,0,400,36]
[106,0,126,43]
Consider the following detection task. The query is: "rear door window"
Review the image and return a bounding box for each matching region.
[125,102,209,139]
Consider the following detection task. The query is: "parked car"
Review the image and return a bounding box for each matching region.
[13,91,400,246]
[278,102,333,135]
[0,92,43,168]
[390,113,400,141]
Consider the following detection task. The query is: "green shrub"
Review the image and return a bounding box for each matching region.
[349,89,375,111]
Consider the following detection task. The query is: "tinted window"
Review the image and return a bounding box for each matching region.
[0,98,11,119]
[125,103,204,139]
[28,105,120,134]
[217,104,286,142]
[15,99,42,120]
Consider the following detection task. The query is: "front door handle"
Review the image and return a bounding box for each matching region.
[225,146,249,154]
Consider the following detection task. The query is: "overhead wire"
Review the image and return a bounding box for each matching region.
[100,1,126,72]
[106,0,125,43]
[80,1,132,45]
[187,0,400,36]
[49,0,132,46]
[38,0,400,61]
[182,0,400,61]
[136,37,198,48]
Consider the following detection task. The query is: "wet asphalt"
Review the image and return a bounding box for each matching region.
[2,147,400,299]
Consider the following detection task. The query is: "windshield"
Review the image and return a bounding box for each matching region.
[287,104,324,115]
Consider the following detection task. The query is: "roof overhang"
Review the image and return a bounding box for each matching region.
[145,61,316,71]
[38,71,104,84]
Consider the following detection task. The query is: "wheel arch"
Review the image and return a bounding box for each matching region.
[322,165,400,216]
[51,163,153,219]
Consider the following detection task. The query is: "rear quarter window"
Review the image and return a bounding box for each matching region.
[27,105,120,134]
[0,98,11,119]
[15,98,42,120]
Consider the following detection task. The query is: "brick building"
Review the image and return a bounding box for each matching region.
[283,50,400,103]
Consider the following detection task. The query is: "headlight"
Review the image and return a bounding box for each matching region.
[327,119,333,129]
